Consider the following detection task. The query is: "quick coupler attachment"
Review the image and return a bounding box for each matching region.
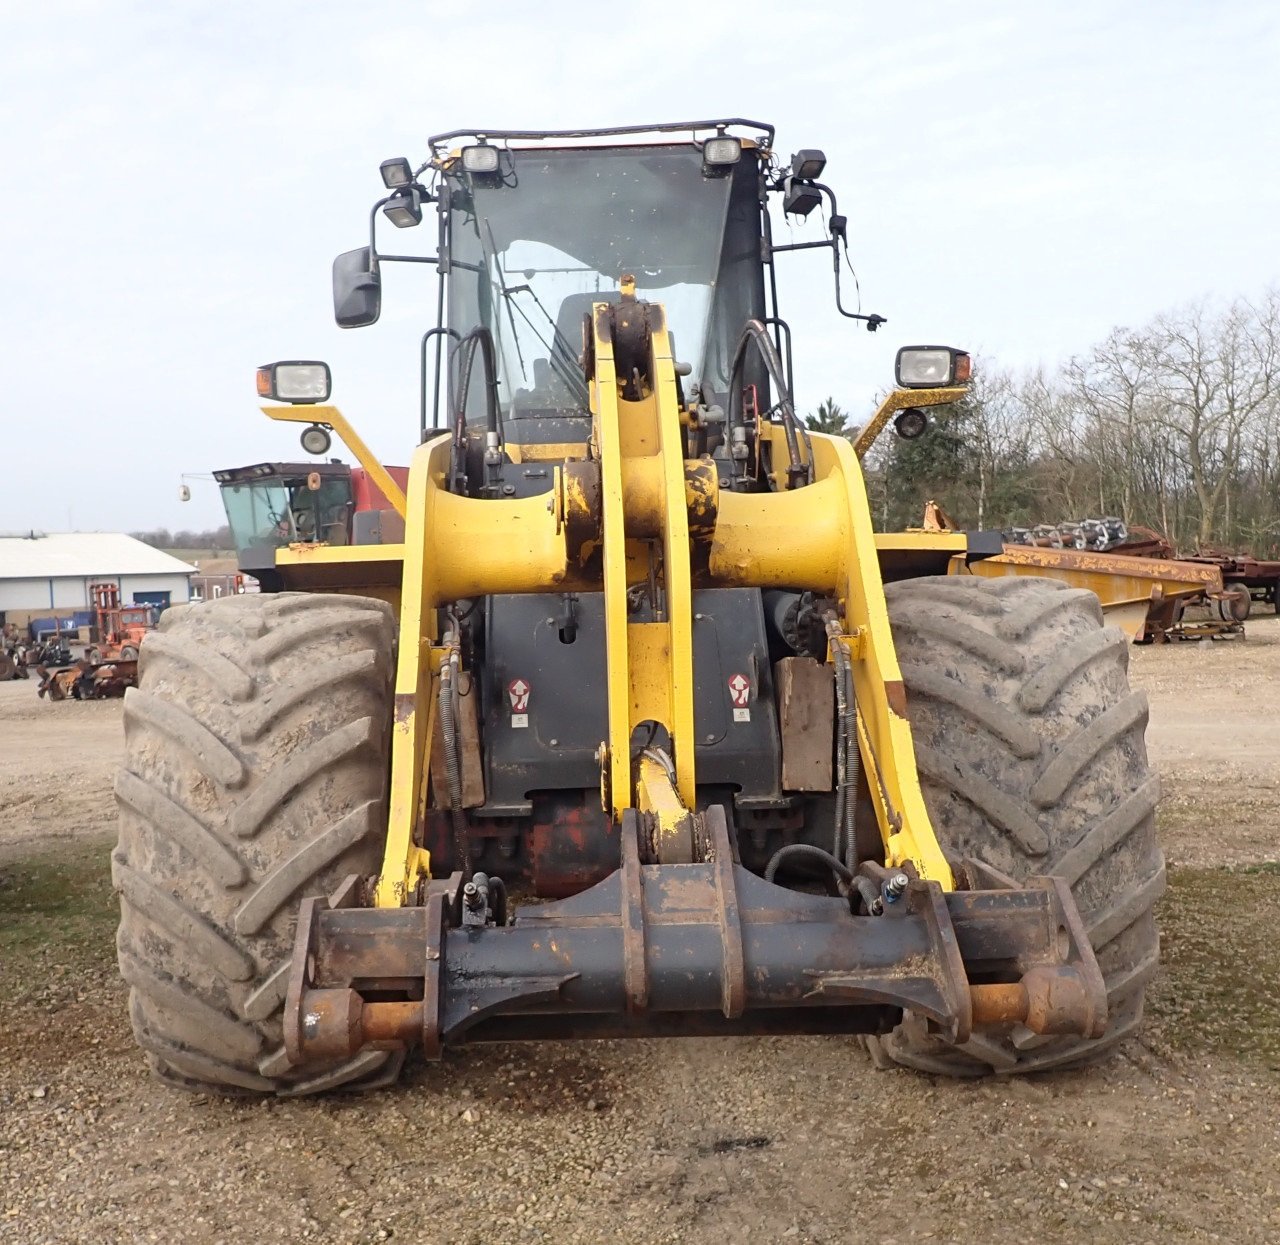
[284,812,1106,1066]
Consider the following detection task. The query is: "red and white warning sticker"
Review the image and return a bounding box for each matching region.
[508,677,531,728]
[728,672,751,722]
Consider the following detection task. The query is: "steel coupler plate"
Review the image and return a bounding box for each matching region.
[284,816,1106,1065]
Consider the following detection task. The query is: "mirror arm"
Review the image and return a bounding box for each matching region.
[769,183,886,331]
[815,185,886,330]
[367,197,391,269]
[770,239,834,254]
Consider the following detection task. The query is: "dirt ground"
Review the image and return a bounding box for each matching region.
[2,619,1279,1244]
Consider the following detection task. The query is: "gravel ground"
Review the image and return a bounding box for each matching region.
[2,619,1279,1244]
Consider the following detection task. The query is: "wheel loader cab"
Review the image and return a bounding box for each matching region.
[114,121,1163,1096]
[446,142,765,432]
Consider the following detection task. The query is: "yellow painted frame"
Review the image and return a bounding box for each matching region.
[261,403,407,519]
[293,341,964,900]
[710,428,954,887]
[850,387,968,460]
[592,306,697,819]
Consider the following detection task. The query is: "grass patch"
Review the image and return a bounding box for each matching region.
[1157,800,1280,835]
[0,837,117,1005]
[1149,865,1280,1066]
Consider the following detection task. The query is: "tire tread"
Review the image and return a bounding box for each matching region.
[877,575,1163,1076]
[114,593,398,1096]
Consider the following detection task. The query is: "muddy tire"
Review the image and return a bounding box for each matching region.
[866,575,1164,1076]
[113,592,400,1095]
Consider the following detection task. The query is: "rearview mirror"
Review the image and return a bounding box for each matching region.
[333,247,381,328]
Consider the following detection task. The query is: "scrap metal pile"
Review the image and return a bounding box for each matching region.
[36,657,138,701]
[1004,518,1259,641]
[3,582,154,701]
[1007,517,1130,552]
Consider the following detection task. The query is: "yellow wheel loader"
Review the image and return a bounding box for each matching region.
[114,120,1162,1093]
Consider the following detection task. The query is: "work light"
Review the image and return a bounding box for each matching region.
[300,424,332,455]
[256,360,332,404]
[702,136,742,176]
[461,144,501,174]
[383,188,423,229]
[895,346,972,388]
[782,176,821,217]
[893,408,929,440]
[379,157,413,189]
[790,149,826,180]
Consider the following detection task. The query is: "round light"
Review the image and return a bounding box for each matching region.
[893,408,929,440]
[300,424,332,455]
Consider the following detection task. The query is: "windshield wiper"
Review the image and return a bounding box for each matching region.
[503,282,591,400]
[481,221,591,409]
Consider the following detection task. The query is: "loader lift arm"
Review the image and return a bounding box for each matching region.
[283,284,1108,1062]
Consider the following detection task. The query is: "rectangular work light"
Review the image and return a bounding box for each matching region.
[702,135,742,176]
[895,346,972,389]
[461,144,501,174]
[782,176,822,217]
[256,360,332,404]
[790,149,826,180]
[380,156,413,189]
[382,187,423,228]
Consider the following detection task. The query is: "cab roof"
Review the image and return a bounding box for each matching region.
[427,118,773,162]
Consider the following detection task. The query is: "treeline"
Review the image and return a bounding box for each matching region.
[131,526,232,551]
[809,289,1280,556]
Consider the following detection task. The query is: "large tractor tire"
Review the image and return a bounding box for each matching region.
[867,575,1164,1076]
[113,593,400,1095]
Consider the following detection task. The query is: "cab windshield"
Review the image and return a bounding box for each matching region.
[220,477,353,552]
[445,145,764,416]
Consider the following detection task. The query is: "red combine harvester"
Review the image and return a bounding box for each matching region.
[213,460,408,592]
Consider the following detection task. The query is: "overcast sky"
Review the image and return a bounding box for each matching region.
[2,1,1277,533]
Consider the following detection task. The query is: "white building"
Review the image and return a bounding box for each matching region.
[0,533,196,614]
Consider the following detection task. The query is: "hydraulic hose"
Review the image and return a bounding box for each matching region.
[838,646,860,872]
[764,843,853,887]
[438,659,462,810]
[727,320,810,488]
[824,618,861,872]
[452,327,501,443]
[438,643,470,879]
[830,629,848,861]
[488,875,508,927]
